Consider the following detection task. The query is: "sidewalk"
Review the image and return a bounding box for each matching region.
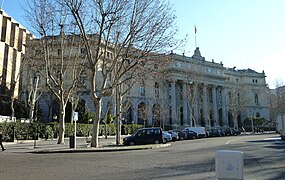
[2,136,170,154]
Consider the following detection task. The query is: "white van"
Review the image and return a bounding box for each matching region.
[183,127,208,138]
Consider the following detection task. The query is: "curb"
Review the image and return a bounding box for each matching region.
[30,143,171,154]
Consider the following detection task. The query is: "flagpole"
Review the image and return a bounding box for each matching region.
[195,32,197,48]
[194,26,197,48]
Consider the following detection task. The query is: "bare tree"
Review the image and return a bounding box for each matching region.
[226,88,249,130]
[24,0,86,144]
[269,81,285,127]
[57,0,180,147]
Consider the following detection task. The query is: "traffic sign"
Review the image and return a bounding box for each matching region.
[73,112,78,121]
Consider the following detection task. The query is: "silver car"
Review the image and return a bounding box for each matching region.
[162,131,172,143]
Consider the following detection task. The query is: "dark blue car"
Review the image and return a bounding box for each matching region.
[123,127,163,146]
[182,130,198,139]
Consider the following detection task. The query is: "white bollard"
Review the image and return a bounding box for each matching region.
[215,150,244,180]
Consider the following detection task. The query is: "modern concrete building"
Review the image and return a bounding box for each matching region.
[0,9,32,98]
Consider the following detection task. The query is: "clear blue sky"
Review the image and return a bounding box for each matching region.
[2,0,284,88]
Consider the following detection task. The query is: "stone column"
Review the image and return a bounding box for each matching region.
[171,81,177,126]
[147,103,153,126]
[182,81,188,126]
[193,83,199,126]
[188,83,193,127]
[221,87,228,127]
[203,84,209,128]
[133,104,138,124]
[212,85,218,127]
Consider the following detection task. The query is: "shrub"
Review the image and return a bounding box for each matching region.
[0,122,146,141]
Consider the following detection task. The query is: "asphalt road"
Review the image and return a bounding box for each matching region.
[0,133,284,180]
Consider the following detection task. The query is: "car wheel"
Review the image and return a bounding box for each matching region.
[154,140,160,144]
[129,142,135,146]
[192,135,196,139]
[163,138,167,144]
[179,136,184,140]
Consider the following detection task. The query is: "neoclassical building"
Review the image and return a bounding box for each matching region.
[22,32,269,130]
[121,47,269,129]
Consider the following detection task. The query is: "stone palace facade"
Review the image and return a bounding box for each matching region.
[122,47,269,129]
[22,34,269,130]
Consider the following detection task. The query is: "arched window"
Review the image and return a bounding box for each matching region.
[155,82,159,98]
[256,112,260,118]
[138,102,147,125]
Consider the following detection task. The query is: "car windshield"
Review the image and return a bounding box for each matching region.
[132,130,139,136]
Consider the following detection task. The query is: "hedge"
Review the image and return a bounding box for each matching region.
[0,122,144,141]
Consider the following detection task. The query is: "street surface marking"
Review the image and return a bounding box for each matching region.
[225,137,242,145]
[226,139,235,144]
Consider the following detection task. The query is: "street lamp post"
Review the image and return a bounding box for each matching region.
[86,118,92,143]
[53,114,58,138]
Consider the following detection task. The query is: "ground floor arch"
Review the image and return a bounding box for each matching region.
[152,104,161,127]
[138,102,147,126]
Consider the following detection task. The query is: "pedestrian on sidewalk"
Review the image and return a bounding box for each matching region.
[0,131,6,151]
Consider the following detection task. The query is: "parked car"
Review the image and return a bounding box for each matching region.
[207,129,222,137]
[174,130,188,140]
[123,127,163,146]
[230,128,241,136]
[182,129,198,139]
[162,131,172,143]
[221,128,232,136]
[184,127,207,138]
[168,131,179,141]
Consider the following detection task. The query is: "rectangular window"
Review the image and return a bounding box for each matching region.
[140,83,145,96]
[57,49,61,56]
[10,23,16,47]
[155,89,159,98]
[1,44,9,94]
[35,50,42,56]
[155,82,159,98]
[17,29,23,51]
[1,18,7,42]
[81,48,87,55]
[254,94,259,104]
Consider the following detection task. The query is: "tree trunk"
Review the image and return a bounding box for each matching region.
[234,116,238,130]
[91,98,101,147]
[29,76,39,122]
[115,87,122,145]
[57,104,66,144]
